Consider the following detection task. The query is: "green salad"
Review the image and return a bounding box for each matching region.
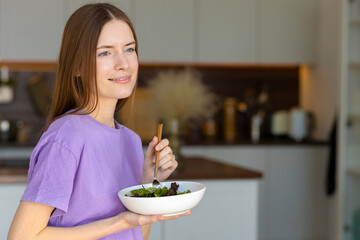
[126,182,191,197]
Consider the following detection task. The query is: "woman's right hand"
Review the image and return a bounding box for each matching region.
[117,210,191,228]
[8,200,191,240]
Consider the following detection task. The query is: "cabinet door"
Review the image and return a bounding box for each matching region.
[163,180,258,240]
[0,184,26,239]
[182,146,266,239]
[64,0,132,21]
[148,222,162,240]
[0,0,64,60]
[264,147,328,240]
[133,0,194,62]
[258,0,318,63]
[197,0,256,63]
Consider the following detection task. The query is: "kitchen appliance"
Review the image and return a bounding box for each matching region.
[271,110,289,138]
[288,107,313,141]
[251,112,263,142]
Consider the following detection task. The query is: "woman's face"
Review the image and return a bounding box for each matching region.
[95,19,138,104]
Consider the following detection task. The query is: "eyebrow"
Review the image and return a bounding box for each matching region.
[96,41,136,50]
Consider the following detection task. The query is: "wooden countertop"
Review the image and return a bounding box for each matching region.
[0,168,28,184]
[0,138,328,149]
[0,156,262,184]
[170,156,262,180]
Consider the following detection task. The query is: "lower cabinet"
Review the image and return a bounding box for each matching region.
[0,184,26,239]
[183,145,330,240]
[1,145,328,240]
[149,180,259,240]
[0,181,258,240]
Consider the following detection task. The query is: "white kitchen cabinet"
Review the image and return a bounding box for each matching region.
[133,0,195,62]
[63,0,132,22]
[0,0,320,63]
[258,0,319,63]
[182,145,329,240]
[0,0,64,60]
[148,180,258,240]
[197,0,256,63]
[264,147,328,240]
[0,184,26,239]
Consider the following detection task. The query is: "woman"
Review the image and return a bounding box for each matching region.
[8,3,190,240]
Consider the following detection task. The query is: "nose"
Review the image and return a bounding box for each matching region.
[114,53,129,70]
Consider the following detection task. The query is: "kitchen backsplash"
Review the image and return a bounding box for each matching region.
[0,64,299,145]
[138,64,299,141]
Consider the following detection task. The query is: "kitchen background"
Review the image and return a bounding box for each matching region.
[0,0,358,240]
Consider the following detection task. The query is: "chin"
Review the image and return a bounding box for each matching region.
[117,90,134,99]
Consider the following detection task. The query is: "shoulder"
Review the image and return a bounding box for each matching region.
[121,125,142,144]
[29,115,86,171]
[38,114,89,150]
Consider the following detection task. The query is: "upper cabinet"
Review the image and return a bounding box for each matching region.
[197,0,256,63]
[258,0,319,63]
[196,0,319,64]
[64,0,132,21]
[0,0,319,63]
[133,0,195,62]
[0,0,64,61]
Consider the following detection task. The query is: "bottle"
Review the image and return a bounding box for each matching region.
[251,111,264,142]
[203,118,218,141]
[236,101,250,140]
[0,66,14,103]
[223,98,237,142]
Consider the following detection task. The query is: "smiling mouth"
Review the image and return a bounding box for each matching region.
[109,75,131,83]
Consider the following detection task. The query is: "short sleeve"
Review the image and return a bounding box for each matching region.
[21,140,79,216]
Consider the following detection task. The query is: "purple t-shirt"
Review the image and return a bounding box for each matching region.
[21,114,144,239]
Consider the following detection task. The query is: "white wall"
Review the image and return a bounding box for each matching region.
[300,0,342,239]
[300,0,341,141]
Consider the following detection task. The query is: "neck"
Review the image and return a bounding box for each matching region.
[87,98,117,128]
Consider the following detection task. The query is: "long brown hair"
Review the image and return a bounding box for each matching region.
[46,3,138,130]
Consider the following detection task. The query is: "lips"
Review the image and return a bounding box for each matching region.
[108,75,131,83]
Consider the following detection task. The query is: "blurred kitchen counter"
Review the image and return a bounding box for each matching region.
[0,139,326,184]
[182,138,328,146]
[0,138,328,148]
[0,156,262,184]
[0,167,28,184]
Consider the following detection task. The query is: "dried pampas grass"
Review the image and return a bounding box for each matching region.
[148,68,218,122]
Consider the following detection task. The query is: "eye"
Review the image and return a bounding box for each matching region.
[125,47,135,53]
[98,51,110,57]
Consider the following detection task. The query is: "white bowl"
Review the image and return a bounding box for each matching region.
[118,181,206,216]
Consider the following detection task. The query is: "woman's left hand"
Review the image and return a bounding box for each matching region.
[142,136,177,184]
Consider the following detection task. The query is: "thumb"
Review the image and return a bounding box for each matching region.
[145,136,157,157]
[148,136,158,147]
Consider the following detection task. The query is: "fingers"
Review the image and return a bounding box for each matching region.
[148,136,158,148]
[159,210,192,221]
[138,215,161,225]
[158,154,177,172]
[155,138,169,151]
[144,137,158,159]
[122,210,191,227]
[158,146,172,159]
[145,137,169,159]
